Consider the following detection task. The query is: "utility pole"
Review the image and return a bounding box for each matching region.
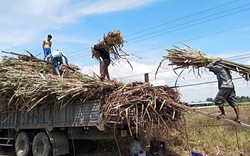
[144,73,149,83]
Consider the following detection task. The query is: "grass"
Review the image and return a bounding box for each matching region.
[84,105,250,156]
[179,105,250,156]
[237,101,250,105]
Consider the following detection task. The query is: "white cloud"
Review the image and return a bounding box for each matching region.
[56,35,95,45]
[81,60,176,82]
[0,30,38,50]
[77,0,155,15]
[245,60,250,65]
[0,0,156,49]
[81,62,250,102]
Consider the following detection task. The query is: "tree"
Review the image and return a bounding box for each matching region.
[206,97,213,102]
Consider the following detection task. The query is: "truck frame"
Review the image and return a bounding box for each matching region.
[0,100,120,156]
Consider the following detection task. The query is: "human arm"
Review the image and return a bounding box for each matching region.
[207,58,222,73]
[45,53,52,61]
[42,40,45,49]
[61,53,69,66]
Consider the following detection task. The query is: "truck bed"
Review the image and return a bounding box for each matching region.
[0,101,103,131]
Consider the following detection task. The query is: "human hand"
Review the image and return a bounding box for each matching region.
[214,58,222,63]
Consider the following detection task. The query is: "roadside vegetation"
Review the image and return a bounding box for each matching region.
[70,105,250,156]
[179,105,250,156]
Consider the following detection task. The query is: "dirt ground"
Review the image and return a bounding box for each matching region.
[0,147,122,156]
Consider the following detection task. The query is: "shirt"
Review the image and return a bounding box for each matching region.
[93,44,110,60]
[207,61,234,89]
[47,50,64,59]
[129,140,143,156]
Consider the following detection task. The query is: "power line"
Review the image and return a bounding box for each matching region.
[127,3,250,41]
[68,52,91,59]
[124,0,240,37]
[70,23,250,66]
[67,48,90,58]
[65,0,242,57]
[133,23,250,55]
[225,53,250,59]
[68,19,250,60]
[128,6,250,44]
[171,77,243,88]
[229,56,250,61]
[69,47,89,53]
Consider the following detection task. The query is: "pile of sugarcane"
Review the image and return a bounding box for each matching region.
[0,54,116,112]
[0,52,184,130]
[101,82,182,133]
[92,30,133,69]
[156,42,250,81]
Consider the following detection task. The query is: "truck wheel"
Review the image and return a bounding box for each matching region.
[32,132,51,156]
[15,132,33,156]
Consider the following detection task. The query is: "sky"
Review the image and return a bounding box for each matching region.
[1,0,250,102]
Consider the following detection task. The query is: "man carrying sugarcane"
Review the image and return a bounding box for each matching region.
[92,30,132,81]
[46,49,68,77]
[93,44,111,81]
[42,34,52,60]
[207,58,240,123]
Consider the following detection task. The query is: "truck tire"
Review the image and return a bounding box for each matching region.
[15,132,33,156]
[32,132,51,156]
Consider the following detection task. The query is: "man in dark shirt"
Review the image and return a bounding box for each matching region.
[149,136,166,155]
[207,58,240,123]
[93,44,111,81]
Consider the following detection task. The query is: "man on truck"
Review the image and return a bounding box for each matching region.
[93,44,111,81]
[46,50,68,76]
[42,34,52,60]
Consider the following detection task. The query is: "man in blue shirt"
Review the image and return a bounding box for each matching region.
[46,50,68,76]
[207,58,240,123]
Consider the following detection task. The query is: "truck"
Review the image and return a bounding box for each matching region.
[0,100,126,156]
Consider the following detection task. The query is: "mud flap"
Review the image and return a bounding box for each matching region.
[47,130,69,156]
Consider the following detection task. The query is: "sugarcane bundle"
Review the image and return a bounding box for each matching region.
[92,30,133,69]
[156,42,250,81]
[103,30,124,47]
[0,54,116,113]
[101,82,183,133]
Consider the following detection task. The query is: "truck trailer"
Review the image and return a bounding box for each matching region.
[0,100,121,156]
